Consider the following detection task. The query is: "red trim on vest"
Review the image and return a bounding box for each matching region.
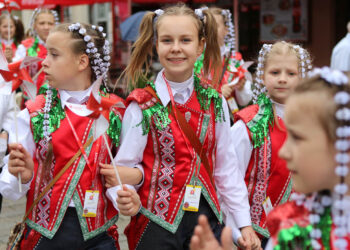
[234,104,259,124]
[126,88,154,106]
[126,87,220,245]
[25,99,119,237]
[25,94,46,114]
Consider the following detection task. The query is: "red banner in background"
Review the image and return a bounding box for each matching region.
[15,0,111,9]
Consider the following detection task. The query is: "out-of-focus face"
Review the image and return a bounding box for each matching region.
[213,14,227,47]
[279,93,338,194]
[0,18,15,40]
[263,53,300,104]
[156,15,204,83]
[34,13,55,42]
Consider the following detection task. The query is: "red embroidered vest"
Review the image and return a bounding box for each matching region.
[124,87,222,248]
[235,105,292,238]
[24,93,121,241]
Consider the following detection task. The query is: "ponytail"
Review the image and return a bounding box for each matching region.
[122,12,156,88]
[201,9,221,86]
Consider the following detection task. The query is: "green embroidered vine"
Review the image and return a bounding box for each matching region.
[247,93,274,148]
[107,110,122,147]
[31,84,65,143]
[274,207,332,250]
[27,37,39,57]
[319,207,332,250]
[194,52,204,75]
[138,76,224,135]
[274,224,312,250]
[194,75,224,122]
[139,82,171,135]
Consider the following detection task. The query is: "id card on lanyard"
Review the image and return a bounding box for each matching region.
[162,73,207,213]
[66,111,101,217]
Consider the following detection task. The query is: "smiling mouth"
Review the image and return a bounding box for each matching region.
[167,58,186,63]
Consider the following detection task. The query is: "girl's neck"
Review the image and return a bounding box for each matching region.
[163,70,193,83]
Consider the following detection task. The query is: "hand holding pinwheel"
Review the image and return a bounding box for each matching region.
[0,49,41,191]
[86,75,125,187]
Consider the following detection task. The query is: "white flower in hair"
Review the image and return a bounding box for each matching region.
[79,28,86,35]
[194,9,204,20]
[84,35,91,42]
[308,67,348,85]
[98,26,104,32]
[154,9,164,16]
[335,91,350,105]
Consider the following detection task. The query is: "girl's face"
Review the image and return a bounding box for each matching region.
[34,13,55,42]
[42,31,88,90]
[0,18,15,40]
[263,53,300,104]
[213,14,227,47]
[156,15,204,83]
[279,93,338,194]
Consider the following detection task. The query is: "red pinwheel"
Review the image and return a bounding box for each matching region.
[0,49,41,100]
[86,74,124,186]
[86,75,125,141]
[0,0,20,13]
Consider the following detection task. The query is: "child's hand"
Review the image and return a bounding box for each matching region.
[4,46,13,63]
[237,226,261,250]
[100,163,143,188]
[190,215,233,250]
[221,84,235,99]
[100,163,120,188]
[117,185,141,216]
[8,143,34,184]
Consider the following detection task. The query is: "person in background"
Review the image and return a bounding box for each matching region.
[330,21,350,71]
[0,14,24,63]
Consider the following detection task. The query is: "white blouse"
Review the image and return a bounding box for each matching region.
[0,83,123,211]
[115,69,252,243]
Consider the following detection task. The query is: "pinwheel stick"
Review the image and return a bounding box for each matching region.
[13,93,22,192]
[102,133,123,187]
[7,13,10,44]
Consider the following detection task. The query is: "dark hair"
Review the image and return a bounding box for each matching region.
[0,14,24,44]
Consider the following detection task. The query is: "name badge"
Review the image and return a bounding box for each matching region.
[83,190,99,217]
[183,185,201,212]
[262,196,273,216]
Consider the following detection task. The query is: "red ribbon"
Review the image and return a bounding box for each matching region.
[86,93,119,121]
[0,59,33,92]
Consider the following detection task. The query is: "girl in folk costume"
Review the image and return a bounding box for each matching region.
[194,7,252,114]
[0,23,141,249]
[230,41,312,246]
[15,8,58,91]
[0,14,24,62]
[190,68,350,250]
[115,4,260,250]
[266,67,350,249]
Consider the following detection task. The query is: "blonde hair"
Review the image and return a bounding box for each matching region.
[253,41,313,103]
[292,74,350,142]
[122,3,220,87]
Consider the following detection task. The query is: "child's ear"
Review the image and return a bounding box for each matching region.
[197,38,205,57]
[78,53,90,71]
